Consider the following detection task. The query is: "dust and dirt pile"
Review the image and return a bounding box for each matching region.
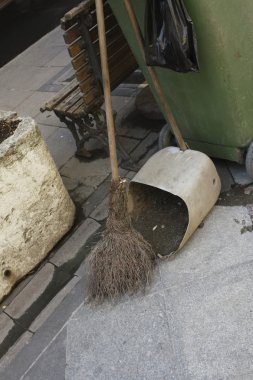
[129,183,189,257]
[0,119,20,144]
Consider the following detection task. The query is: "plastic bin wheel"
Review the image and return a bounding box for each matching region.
[245,141,253,179]
[158,123,177,150]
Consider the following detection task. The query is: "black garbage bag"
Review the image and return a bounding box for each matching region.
[144,0,199,73]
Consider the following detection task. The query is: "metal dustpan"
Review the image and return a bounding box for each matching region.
[128,147,221,257]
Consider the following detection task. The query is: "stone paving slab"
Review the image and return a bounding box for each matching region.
[0,313,27,360]
[158,206,253,291]
[228,162,253,186]
[0,272,34,310]
[29,276,79,333]
[38,124,59,140]
[111,95,132,112]
[0,88,32,110]
[16,91,56,119]
[131,131,159,166]
[60,156,111,185]
[45,49,71,68]
[90,195,109,222]
[35,110,67,127]
[214,159,235,192]
[0,279,84,380]
[45,127,77,169]
[118,135,140,153]
[162,262,253,380]
[0,313,15,345]
[0,65,61,92]
[4,263,72,333]
[0,332,32,376]
[22,328,67,380]
[10,44,65,68]
[49,218,100,269]
[66,293,178,380]
[5,264,55,320]
[82,175,111,217]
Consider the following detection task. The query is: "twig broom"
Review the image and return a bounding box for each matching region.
[87,0,155,303]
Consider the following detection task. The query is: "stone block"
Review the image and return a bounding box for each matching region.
[0,111,75,301]
[214,159,234,192]
[82,176,110,217]
[5,264,55,320]
[61,156,111,185]
[29,276,79,334]
[0,312,27,360]
[0,331,32,374]
[135,85,164,120]
[90,196,109,222]
[69,184,94,205]
[50,218,100,268]
[131,132,158,166]
[111,96,131,113]
[0,313,15,345]
[118,136,140,154]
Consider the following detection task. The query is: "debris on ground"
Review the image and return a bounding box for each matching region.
[0,118,20,144]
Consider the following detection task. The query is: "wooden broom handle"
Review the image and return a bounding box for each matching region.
[123,0,187,151]
[95,0,119,181]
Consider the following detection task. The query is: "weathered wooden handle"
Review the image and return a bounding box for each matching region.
[95,0,119,181]
[123,0,187,151]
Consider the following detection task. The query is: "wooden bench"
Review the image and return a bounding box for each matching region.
[41,0,138,160]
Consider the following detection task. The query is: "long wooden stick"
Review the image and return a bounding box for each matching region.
[95,0,119,181]
[123,0,187,151]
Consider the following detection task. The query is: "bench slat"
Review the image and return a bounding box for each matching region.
[54,88,83,114]
[43,0,138,125]
[41,79,79,111]
[68,38,85,58]
[72,52,89,71]
[89,13,117,42]
[64,13,117,46]
[63,23,81,45]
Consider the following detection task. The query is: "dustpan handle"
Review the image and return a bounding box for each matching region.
[123,0,187,152]
[95,0,119,181]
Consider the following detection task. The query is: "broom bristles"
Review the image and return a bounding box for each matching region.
[87,179,156,303]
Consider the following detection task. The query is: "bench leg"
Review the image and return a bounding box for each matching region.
[54,111,138,170]
[55,113,92,158]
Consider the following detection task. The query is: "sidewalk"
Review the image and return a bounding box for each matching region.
[0,26,253,380]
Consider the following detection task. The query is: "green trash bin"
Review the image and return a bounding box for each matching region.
[108,0,253,177]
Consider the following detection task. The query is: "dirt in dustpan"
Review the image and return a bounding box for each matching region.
[0,119,20,144]
[129,183,189,257]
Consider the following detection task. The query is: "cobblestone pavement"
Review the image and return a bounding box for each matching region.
[0,24,253,380]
